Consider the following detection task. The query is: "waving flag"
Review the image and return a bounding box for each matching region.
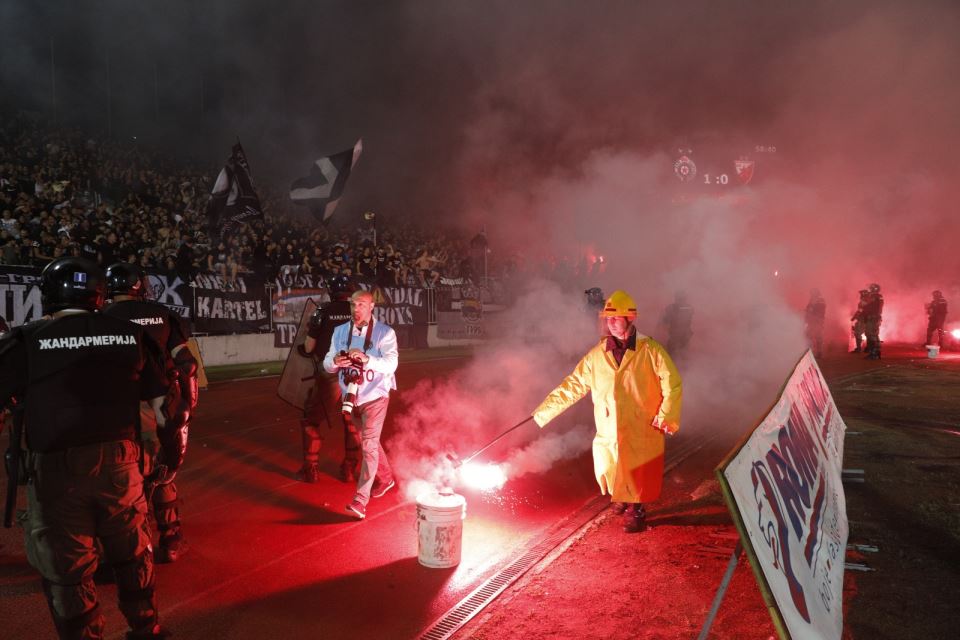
[289,139,363,223]
[206,142,264,241]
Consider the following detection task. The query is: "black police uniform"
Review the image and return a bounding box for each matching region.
[863,293,884,359]
[804,295,827,359]
[926,296,948,346]
[0,313,169,639]
[300,298,358,482]
[661,301,694,356]
[102,297,191,560]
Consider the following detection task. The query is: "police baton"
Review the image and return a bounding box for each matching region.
[3,404,24,528]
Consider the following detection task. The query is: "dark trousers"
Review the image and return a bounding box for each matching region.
[23,440,158,639]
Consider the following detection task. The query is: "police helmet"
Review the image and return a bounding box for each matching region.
[41,257,106,314]
[105,262,147,299]
[868,283,881,293]
[584,287,604,303]
[933,290,943,299]
[328,274,356,299]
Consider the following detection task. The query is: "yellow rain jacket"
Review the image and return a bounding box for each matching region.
[533,333,682,503]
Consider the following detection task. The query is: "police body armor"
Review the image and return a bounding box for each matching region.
[102,298,197,474]
[22,314,156,452]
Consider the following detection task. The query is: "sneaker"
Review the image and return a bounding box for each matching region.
[346,499,366,519]
[610,502,628,515]
[298,463,321,484]
[371,479,396,498]
[155,533,187,564]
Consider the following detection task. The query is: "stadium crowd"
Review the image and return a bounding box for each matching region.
[0,112,497,290]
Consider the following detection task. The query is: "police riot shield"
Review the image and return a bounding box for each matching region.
[277,298,321,410]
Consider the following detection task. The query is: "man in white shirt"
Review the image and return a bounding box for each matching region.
[323,290,398,519]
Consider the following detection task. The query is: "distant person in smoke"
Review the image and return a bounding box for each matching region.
[804,289,826,359]
[324,290,399,520]
[850,289,869,353]
[925,290,948,347]
[862,283,884,360]
[532,290,682,534]
[659,291,694,358]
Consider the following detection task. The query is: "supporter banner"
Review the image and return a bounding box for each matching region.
[145,272,192,319]
[370,284,429,349]
[0,266,43,327]
[188,273,270,334]
[271,271,327,348]
[717,351,848,640]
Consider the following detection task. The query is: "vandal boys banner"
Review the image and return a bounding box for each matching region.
[271,276,428,348]
[718,351,848,640]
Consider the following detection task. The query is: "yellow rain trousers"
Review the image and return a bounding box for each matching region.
[533,335,682,503]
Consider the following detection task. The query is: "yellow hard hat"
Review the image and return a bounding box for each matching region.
[600,290,638,319]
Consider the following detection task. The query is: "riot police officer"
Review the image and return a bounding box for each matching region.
[660,292,694,357]
[804,289,826,359]
[0,257,170,639]
[925,290,948,347]
[863,283,884,360]
[298,274,361,483]
[850,289,868,352]
[102,262,198,563]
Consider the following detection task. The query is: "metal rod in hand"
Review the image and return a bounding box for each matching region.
[456,416,535,467]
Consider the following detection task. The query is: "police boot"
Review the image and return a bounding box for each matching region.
[339,458,359,483]
[126,623,171,639]
[298,462,321,483]
[156,527,187,564]
[299,420,322,483]
[623,504,647,534]
[610,502,628,515]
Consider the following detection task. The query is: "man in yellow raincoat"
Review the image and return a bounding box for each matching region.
[533,290,682,533]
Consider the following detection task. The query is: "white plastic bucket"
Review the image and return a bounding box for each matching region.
[416,490,466,568]
[926,345,940,358]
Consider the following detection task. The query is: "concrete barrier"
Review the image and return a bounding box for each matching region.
[194,333,288,367]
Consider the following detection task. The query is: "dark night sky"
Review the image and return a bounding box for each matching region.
[3,1,959,340]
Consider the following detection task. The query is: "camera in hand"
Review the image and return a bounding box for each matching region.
[340,351,364,414]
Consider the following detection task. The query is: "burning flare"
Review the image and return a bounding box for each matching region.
[460,462,508,491]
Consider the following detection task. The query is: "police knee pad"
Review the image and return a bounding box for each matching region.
[42,577,101,622]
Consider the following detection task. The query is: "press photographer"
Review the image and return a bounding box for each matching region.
[323,290,399,520]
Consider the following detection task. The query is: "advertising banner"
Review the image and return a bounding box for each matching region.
[718,351,848,640]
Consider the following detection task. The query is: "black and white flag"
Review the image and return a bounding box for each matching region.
[289,139,363,223]
[206,142,264,241]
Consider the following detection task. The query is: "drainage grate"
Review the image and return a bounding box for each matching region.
[416,432,717,640]
[418,495,609,640]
